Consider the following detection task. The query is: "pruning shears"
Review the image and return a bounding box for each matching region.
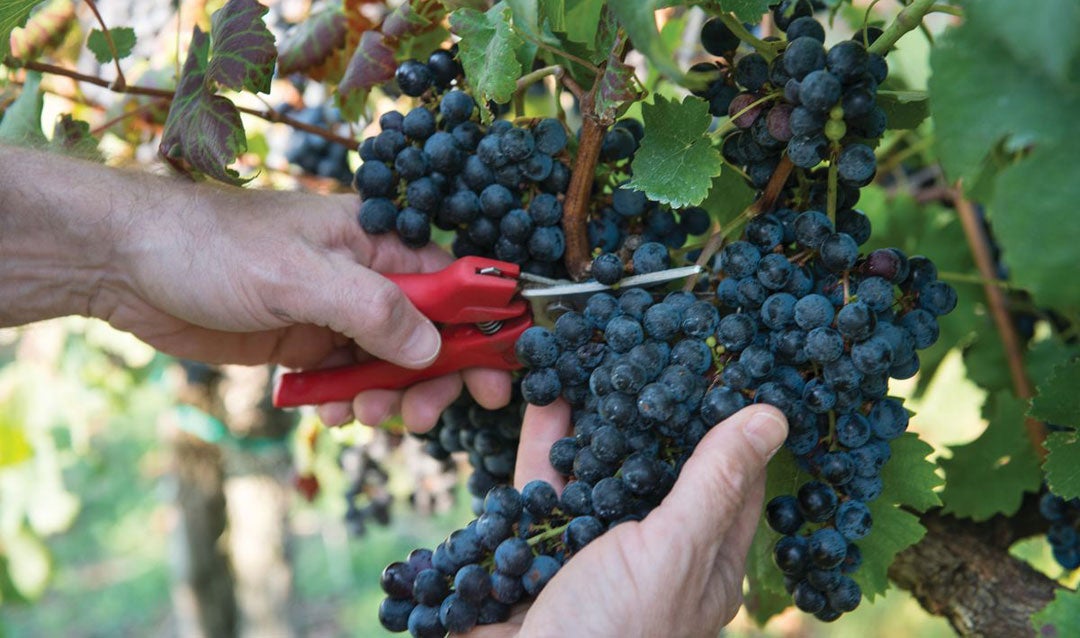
[271,256,702,408]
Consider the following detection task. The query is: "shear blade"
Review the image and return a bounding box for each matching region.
[520,265,705,299]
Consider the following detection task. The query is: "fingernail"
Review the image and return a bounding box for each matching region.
[401,322,441,367]
[744,411,787,459]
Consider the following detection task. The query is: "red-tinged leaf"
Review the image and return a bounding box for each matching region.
[383,0,446,40]
[9,0,75,61]
[277,7,349,76]
[206,0,276,94]
[339,30,397,103]
[159,28,249,185]
[49,114,103,162]
[594,42,639,122]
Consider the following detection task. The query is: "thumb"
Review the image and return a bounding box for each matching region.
[652,405,787,538]
[297,257,442,369]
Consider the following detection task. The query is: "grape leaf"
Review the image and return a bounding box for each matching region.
[86,27,136,64]
[561,0,604,45]
[0,71,46,147]
[158,28,248,185]
[276,6,349,77]
[8,0,75,61]
[0,0,44,60]
[594,45,639,122]
[711,0,773,23]
[854,501,925,601]
[877,90,929,131]
[450,4,525,106]
[974,0,1080,86]
[1030,359,1080,427]
[608,1,680,80]
[49,114,103,162]
[339,30,396,99]
[628,95,724,208]
[1043,432,1080,500]
[940,394,1041,521]
[1032,587,1080,638]
[206,0,276,93]
[879,433,943,513]
[541,0,565,33]
[929,0,1080,315]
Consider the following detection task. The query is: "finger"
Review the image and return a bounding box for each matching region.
[361,232,456,274]
[352,389,402,427]
[514,401,572,492]
[291,254,442,369]
[649,405,786,540]
[401,375,465,433]
[316,401,353,427]
[463,369,513,410]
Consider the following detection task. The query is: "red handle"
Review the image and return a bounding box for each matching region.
[387,257,526,324]
[272,316,530,408]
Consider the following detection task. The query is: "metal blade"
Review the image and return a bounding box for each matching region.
[521,265,705,299]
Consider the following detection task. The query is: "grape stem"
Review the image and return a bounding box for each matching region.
[826,150,839,223]
[7,59,360,150]
[953,185,1046,461]
[715,12,778,62]
[867,0,941,55]
[708,92,782,140]
[527,521,571,547]
[516,65,564,94]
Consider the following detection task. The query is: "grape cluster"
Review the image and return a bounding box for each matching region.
[282,105,354,184]
[697,11,888,191]
[413,388,525,514]
[1039,489,1080,570]
[340,442,393,537]
[354,90,573,276]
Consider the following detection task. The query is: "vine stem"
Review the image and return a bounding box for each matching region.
[687,156,793,290]
[868,0,940,55]
[561,91,604,280]
[516,65,564,93]
[715,12,777,61]
[953,184,1046,461]
[12,60,359,149]
[83,0,126,90]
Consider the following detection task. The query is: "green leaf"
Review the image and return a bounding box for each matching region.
[206,0,277,93]
[940,395,1042,520]
[1032,587,1080,637]
[48,113,103,162]
[877,90,929,130]
[929,0,1080,315]
[608,1,680,79]
[0,71,46,147]
[158,28,248,185]
[879,433,943,513]
[541,0,565,32]
[700,165,755,226]
[1043,431,1080,500]
[712,0,773,23]
[1030,359,1080,428]
[561,0,603,45]
[0,0,44,60]
[628,95,724,208]
[853,502,925,601]
[972,0,1080,86]
[86,27,136,63]
[450,4,525,106]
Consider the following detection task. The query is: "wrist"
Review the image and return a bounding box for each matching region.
[0,147,132,326]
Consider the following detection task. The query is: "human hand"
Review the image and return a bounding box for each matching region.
[471,402,788,637]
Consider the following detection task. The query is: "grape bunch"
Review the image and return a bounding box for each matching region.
[282,105,354,184]
[340,441,393,537]
[1039,489,1080,570]
[412,387,525,514]
[697,10,888,191]
[354,92,573,276]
